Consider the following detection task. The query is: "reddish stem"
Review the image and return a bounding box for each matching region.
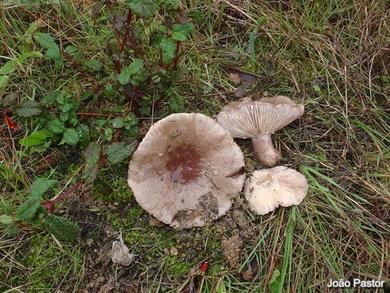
[52,182,82,204]
[172,41,181,69]
[120,10,133,53]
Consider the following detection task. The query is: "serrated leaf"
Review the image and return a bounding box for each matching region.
[15,101,41,117]
[105,141,138,164]
[118,59,144,85]
[47,118,65,134]
[127,0,159,18]
[63,128,79,146]
[30,177,56,199]
[16,198,42,222]
[35,32,63,68]
[83,142,101,183]
[158,37,176,64]
[42,214,80,242]
[0,60,17,75]
[19,130,52,147]
[84,59,103,72]
[112,117,125,128]
[168,95,185,112]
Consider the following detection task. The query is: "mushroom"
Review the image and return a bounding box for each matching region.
[216,96,304,166]
[244,166,308,215]
[127,113,246,229]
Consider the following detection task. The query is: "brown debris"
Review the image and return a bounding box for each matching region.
[221,234,244,269]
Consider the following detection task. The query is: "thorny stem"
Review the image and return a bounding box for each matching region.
[251,134,281,167]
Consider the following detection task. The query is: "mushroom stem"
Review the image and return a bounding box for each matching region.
[251,134,280,167]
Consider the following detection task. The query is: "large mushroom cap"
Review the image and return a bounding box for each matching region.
[216,96,304,167]
[244,166,308,215]
[216,96,304,138]
[128,113,246,229]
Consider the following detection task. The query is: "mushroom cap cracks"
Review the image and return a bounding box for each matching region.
[128,113,246,229]
[216,96,304,138]
[244,167,308,215]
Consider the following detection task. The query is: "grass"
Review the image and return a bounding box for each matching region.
[1,0,389,292]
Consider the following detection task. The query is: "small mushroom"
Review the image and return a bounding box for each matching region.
[128,113,246,229]
[216,96,304,166]
[244,166,308,215]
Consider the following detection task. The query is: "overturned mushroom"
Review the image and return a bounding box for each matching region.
[128,113,246,229]
[244,166,308,215]
[216,96,304,166]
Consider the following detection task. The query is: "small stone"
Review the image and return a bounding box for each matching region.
[111,234,135,266]
[170,247,178,256]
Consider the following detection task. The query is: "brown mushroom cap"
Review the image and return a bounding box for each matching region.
[128,113,246,229]
[216,96,304,138]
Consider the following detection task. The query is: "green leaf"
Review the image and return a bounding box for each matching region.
[64,45,78,56]
[83,59,103,72]
[83,142,101,183]
[257,16,267,27]
[0,75,10,92]
[16,198,43,222]
[105,141,138,164]
[0,215,14,225]
[15,100,41,117]
[268,268,281,293]
[172,23,193,41]
[5,223,19,236]
[118,59,144,85]
[20,130,52,147]
[30,177,56,199]
[77,123,90,146]
[42,214,80,242]
[112,117,125,128]
[48,118,65,134]
[63,128,79,146]
[158,37,176,64]
[168,95,185,112]
[158,0,180,9]
[17,51,43,63]
[35,32,63,68]
[0,59,17,75]
[127,0,159,18]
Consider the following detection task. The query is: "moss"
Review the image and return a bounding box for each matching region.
[93,176,134,203]
[14,234,82,291]
[164,255,193,277]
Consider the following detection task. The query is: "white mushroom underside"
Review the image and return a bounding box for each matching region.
[244,167,308,215]
[128,113,246,228]
[216,98,304,138]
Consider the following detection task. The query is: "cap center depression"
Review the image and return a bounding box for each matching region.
[166,144,201,184]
